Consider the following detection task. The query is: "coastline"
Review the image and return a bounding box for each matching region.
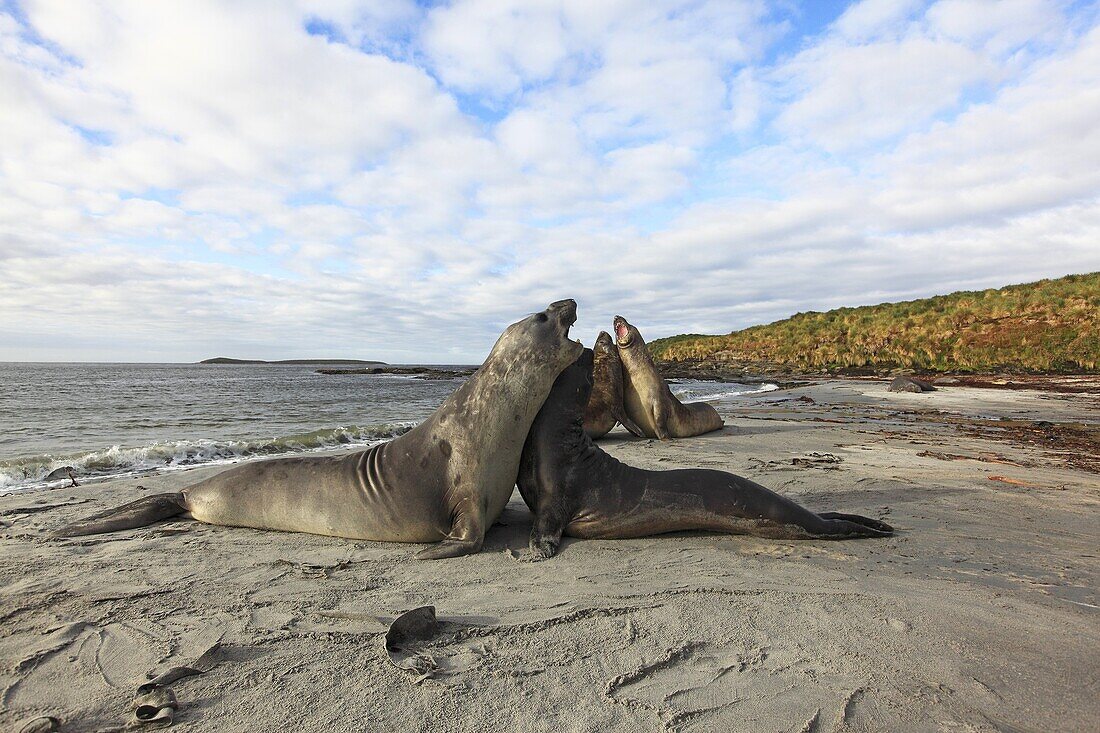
[1,379,1097,731]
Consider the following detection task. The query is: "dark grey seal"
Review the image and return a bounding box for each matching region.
[582,331,642,440]
[888,376,936,393]
[518,349,893,558]
[56,300,584,560]
[614,316,724,439]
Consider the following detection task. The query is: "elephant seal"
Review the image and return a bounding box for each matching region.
[56,300,584,560]
[614,316,724,439]
[518,349,893,558]
[888,376,936,393]
[582,331,643,440]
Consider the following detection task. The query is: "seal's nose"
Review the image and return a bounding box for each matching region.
[548,299,577,326]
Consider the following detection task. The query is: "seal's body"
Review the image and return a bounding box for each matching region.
[518,349,893,558]
[614,316,723,439]
[582,331,642,440]
[57,300,583,560]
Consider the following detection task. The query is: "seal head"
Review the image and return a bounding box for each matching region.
[613,315,724,440]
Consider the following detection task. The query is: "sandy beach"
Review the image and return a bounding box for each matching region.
[1,379,1097,732]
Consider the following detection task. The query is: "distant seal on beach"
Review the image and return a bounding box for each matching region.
[518,349,893,558]
[888,376,936,393]
[56,300,584,560]
[614,316,724,439]
[582,331,643,440]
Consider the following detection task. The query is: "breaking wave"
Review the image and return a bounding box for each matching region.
[0,422,417,494]
[671,382,779,401]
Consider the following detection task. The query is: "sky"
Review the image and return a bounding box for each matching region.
[1,0,1098,363]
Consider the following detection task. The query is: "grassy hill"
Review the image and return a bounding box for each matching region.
[649,273,1099,373]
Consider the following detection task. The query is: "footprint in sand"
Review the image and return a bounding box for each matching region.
[606,640,863,732]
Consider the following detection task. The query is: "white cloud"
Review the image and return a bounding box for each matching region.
[773,36,997,152]
[833,0,922,40]
[0,0,1097,363]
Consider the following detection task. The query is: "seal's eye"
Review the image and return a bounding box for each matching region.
[536,313,548,322]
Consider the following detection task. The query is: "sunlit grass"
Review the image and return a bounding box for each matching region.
[649,273,1100,373]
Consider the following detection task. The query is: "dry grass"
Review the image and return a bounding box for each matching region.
[650,273,1099,373]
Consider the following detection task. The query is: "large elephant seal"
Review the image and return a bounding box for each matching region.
[888,375,936,393]
[518,349,893,558]
[582,331,643,440]
[614,315,723,439]
[56,300,584,560]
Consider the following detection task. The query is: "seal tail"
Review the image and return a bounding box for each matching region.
[53,492,188,537]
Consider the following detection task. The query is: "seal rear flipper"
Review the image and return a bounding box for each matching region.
[614,410,645,438]
[815,513,893,538]
[817,511,894,534]
[53,492,188,537]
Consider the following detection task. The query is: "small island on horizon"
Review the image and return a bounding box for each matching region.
[199,357,387,365]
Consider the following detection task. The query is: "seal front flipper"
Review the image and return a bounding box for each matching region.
[415,537,484,560]
[414,510,484,560]
[529,512,566,559]
[614,409,645,438]
[652,398,672,440]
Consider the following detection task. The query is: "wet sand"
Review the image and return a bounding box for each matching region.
[1,380,1097,732]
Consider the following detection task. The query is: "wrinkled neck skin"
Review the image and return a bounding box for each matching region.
[593,346,623,390]
[617,334,655,376]
[390,325,571,523]
[584,346,620,417]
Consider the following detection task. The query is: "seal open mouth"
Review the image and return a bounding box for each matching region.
[549,299,577,328]
[548,299,581,349]
[613,316,632,347]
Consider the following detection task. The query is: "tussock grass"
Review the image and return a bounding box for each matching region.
[649,273,1099,373]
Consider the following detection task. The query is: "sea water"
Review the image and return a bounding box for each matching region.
[0,363,776,493]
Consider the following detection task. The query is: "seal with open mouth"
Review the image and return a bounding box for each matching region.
[614,315,724,439]
[56,300,583,560]
[518,349,893,558]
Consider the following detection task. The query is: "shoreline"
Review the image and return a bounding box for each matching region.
[3,372,1094,495]
[1,379,1097,731]
[0,376,771,496]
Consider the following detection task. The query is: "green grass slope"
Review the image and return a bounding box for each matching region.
[649,273,1099,373]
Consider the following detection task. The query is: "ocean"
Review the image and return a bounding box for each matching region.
[0,363,776,493]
